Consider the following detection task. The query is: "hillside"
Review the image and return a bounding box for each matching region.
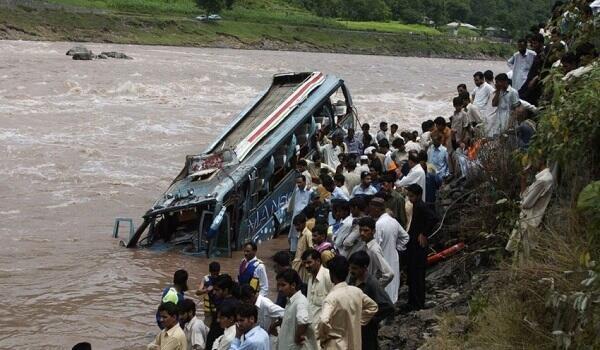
[0,0,512,59]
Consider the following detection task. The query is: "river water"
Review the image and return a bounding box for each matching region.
[0,40,506,349]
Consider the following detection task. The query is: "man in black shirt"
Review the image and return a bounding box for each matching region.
[405,184,436,311]
[348,250,395,350]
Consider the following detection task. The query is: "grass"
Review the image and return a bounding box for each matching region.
[337,21,441,35]
[0,1,511,59]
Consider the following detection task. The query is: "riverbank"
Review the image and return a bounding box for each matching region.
[0,4,511,59]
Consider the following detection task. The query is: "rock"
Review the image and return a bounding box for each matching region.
[101,51,132,59]
[66,45,92,56]
[96,54,108,59]
[72,52,95,60]
[450,292,461,299]
[415,309,437,323]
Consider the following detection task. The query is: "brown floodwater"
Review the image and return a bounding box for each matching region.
[0,40,506,349]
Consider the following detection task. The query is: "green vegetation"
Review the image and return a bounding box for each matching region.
[337,21,441,35]
[296,0,555,38]
[422,0,600,348]
[0,0,512,59]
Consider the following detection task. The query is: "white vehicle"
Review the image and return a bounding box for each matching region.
[208,14,222,20]
[195,15,207,21]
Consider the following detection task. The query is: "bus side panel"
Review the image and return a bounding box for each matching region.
[246,171,297,244]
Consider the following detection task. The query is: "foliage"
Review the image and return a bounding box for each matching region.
[528,65,600,182]
[295,0,555,37]
[196,0,223,14]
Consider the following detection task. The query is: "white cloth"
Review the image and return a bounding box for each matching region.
[318,142,342,169]
[330,186,350,201]
[278,291,317,350]
[184,316,209,350]
[255,295,285,332]
[395,164,426,202]
[351,184,377,198]
[317,282,378,350]
[419,131,432,150]
[471,82,494,111]
[307,266,334,330]
[496,86,521,134]
[507,49,537,90]
[375,213,409,303]
[212,325,236,350]
[365,239,395,288]
[333,215,354,255]
[404,141,422,153]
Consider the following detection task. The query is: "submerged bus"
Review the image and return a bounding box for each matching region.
[114,72,357,257]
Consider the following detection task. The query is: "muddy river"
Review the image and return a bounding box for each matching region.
[0,40,506,349]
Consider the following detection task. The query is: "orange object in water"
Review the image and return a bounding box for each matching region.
[427,242,466,266]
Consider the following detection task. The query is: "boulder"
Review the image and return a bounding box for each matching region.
[66,46,92,56]
[100,51,132,59]
[72,52,95,60]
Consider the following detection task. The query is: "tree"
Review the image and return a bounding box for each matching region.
[340,0,391,21]
[196,0,223,14]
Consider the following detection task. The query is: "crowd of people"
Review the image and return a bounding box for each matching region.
[134,1,600,349]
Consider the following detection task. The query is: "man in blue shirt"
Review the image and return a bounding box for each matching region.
[427,134,449,182]
[229,303,270,350]
[288,175,313,255]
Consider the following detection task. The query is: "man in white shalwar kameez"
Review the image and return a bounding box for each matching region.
[369,198,409,303]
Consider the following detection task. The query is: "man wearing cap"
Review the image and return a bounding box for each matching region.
[369,197,409,303]
[357,155,370,174]
[365,146,384,175]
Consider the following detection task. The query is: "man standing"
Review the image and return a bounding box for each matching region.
[340,197,368,257]
[302,248,334,335]
[238,242,269,297]
[358,217,395,289]
[178,299,209,350]
[148,302,188,350]
[240,284,284,336]
[370,198,409,303]
[380,175,407,228]
[519,33,546,106]
[276,269,317,350]
[343,160,362,195]
[332,200,354,256]
[296,159,313,190]
[376,122,388,143]
[351,171,378,198]
[288,175,313,255]
[344,128,363,157]
[229,303,271,350]
[471,71,494,112]
[427,134,450,181]
[404,184,436,311]
[431,117,452,153]
[395,152,426,202]
[492,73,521,135]
[317,133,344,169]
[507,38,537,91]
[157,270,189,329]
[348,251,395,350]
[291,214,313,282]
[317,256,378,350]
